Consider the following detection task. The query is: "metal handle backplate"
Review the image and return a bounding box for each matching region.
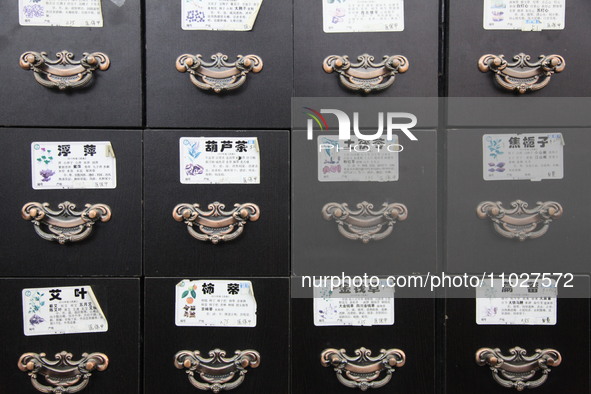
[476,347,562,391]
[321,347,406,391]
[323,54,409,93]
[18,351,109,393]
[322,201,408,243]
[20,50,110,90]
[173,202,260,244]
[176,53,263,93]
[478,53,565,94]
[174,349,260,393]
[476,200,562,241]
[22,201,112,244]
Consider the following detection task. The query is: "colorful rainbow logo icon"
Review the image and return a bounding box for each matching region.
[303,107,329,131]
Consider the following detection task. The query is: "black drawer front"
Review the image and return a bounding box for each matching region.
[0,278,141,394]
[0,128,142,277]
[292,130,438,276]
[446,129,591,274]
[446,297,590,393]
[291,298,436,393]
[448,0,591,97]
[0,1,142,127]
[144,277,289,394]
[294,0,439,97]
[144,130,289,277]
[145,0,293,129]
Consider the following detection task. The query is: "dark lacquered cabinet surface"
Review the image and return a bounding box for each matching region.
[144,277,289,394]
[448,0,591,97]
[0,1,142,127]
[0,128,142,277]
[294,0,439,97]
[291,297,436,393]
[144,130,289,277]
[446,129,591,274]
[446,296,590,393]
[145,0,292,129]
[0,278,141,394]
[292,130,438,276]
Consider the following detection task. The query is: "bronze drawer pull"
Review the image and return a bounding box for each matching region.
[22,201,112,244]
[19,50,110,90]
[321,347,406,391]
[476,200,562,241]
[476,347,561,391]
[18,351,109,393]
[478,53,565,94]
[323,54,409,93]
[174,349,260,393]
[176,53,263,93]
[173,202,260,244]
[322,201,408,243]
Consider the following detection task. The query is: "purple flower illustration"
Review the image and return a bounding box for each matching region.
[23,4,44,18]
[40,169,55,182]
[29,314,45,325]
[185,164,204,176]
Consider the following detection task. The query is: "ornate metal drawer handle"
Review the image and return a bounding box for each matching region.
[20,50,110,90]
[322,201,408,243]
[173,202,260,244]
[478,53,565,94]
[18,351,109,393]
[476,200,562,241]
[476,347,562,391]
[323,54,409,93]
[176,53,263,93]
[22,201,112,244]
[174,349,260,393]
[321,347,406,391]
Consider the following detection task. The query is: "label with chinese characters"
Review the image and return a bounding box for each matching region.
[19,0,103,27]
[180,137,260,184]
[323,0,404,33]
[483,0,565,31]
[22,286,108,336]
[175,280,257,327]
[482,133,564,181]
[182,0,263,31]
[313,281,394,326]
[476,279,557,325]
[31,142,116,189]
[317,135,399,182]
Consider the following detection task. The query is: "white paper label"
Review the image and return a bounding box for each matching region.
[182,0,263,31]
[483,0,565,31]
[318,135,399,182]
[175,280,257,327]
[323,0,404,33]
[23,286,108,336]
[476,279,557,325]
[19,0,103,27]
[180,137,260,184]
[31,141,116,189]
[313,281,394,326]
[483,133,564,181]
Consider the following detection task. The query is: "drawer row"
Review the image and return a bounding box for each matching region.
[2,128,590,276]
[0,277,588,394]
[1,1,591,128]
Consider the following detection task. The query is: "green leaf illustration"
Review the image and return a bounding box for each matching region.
[182,290,189,298]
[190,290,196,298]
